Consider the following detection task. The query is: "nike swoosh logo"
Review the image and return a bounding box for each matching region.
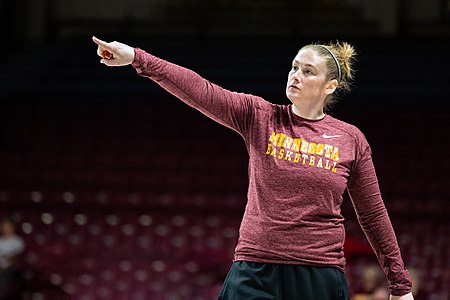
[322,133,342,139]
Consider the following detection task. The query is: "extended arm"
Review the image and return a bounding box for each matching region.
[92,36,269,135]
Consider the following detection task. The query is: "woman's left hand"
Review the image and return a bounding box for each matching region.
[390,292,414,300]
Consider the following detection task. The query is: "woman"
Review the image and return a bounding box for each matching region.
[92,36,414,300]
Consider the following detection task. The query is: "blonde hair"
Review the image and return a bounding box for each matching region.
[301,41,357,111]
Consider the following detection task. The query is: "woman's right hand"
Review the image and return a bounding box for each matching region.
[92,36,135,67]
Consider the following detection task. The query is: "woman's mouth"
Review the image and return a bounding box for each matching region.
[289,85,300,90]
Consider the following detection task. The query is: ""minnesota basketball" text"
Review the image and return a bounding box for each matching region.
[265,131,339,173]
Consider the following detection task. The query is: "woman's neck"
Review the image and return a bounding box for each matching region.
[291,102,325,120]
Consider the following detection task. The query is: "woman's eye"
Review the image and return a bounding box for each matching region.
[291,65,298,71]
[304,69,312,75]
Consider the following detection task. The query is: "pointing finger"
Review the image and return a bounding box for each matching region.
[92,36,111,49]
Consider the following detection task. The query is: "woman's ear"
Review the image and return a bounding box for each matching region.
[324,79,338,95]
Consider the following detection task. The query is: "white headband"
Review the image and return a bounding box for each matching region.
[320,46,341,82]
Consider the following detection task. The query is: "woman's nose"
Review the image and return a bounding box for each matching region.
[291,72,301,82]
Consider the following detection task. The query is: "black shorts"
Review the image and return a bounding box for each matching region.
[218,261,349,300]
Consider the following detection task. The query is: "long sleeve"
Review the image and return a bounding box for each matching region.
[347,140,412,296]
[131,48,269,137]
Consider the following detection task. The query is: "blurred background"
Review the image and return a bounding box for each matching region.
[0,0,449,299]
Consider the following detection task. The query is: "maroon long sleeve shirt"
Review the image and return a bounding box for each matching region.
[131,48,412,296]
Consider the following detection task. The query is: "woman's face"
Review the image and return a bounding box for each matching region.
[286,48,335,105]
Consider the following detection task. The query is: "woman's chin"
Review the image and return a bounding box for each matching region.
[286,92,300,103]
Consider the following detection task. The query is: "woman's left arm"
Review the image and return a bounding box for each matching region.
[347,137,413,298]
